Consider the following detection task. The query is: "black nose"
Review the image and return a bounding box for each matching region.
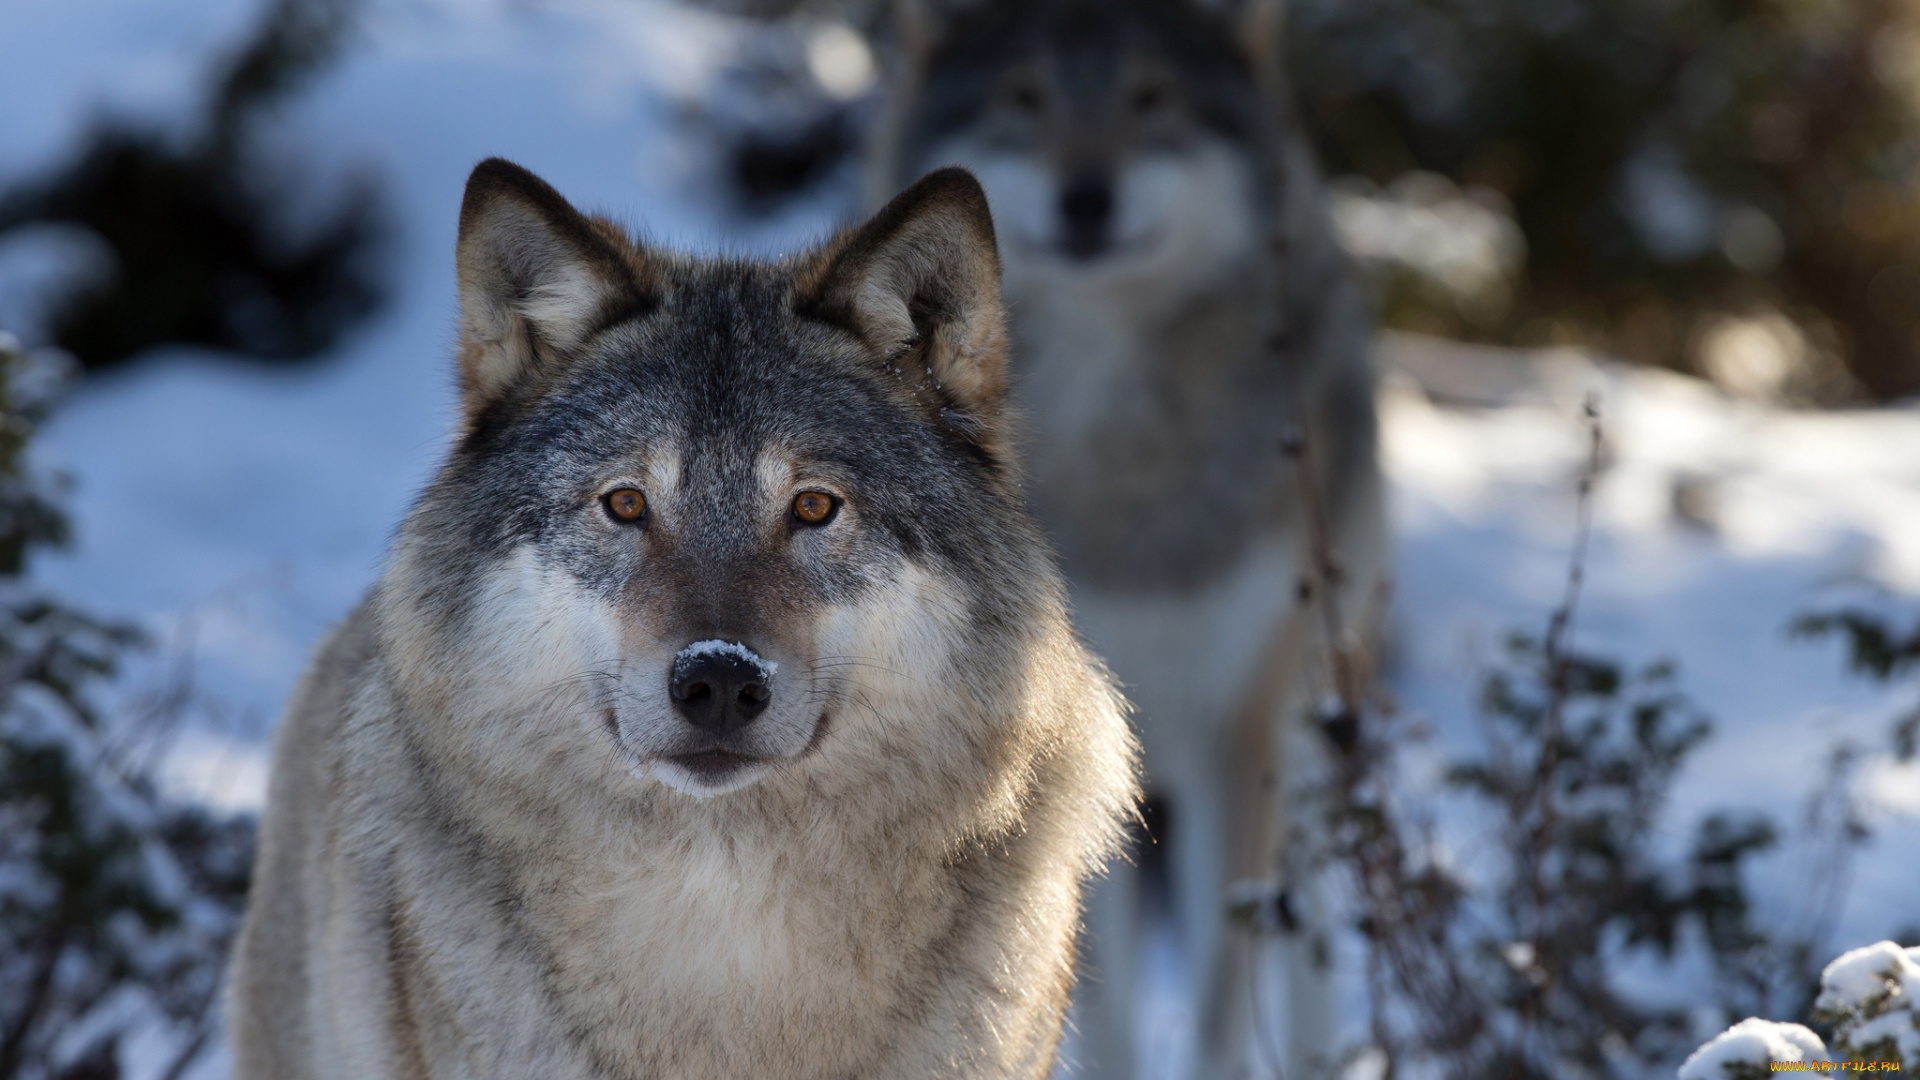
[669,649,772,736]
[1059,173,1114,259]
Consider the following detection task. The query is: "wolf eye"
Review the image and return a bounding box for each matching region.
[605,488,646,522]
[1009,83,1043,113]
[1132,83,1167,114]
[791,491,837,526]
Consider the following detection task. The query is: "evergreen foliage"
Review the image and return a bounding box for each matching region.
[0,335,254,1080]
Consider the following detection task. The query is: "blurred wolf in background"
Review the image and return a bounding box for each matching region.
[872,2,1385,1076]
[226,160,1137,1079]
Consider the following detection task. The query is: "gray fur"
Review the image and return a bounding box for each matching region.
[227,160,1138,1079]
[872,3,1387,1077]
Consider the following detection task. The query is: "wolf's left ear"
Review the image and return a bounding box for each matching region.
[1195,0,1286,74]
[793,167,1009,445]
[455,158,652,416]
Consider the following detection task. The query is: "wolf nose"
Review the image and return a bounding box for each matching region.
[669,651,771,736]
[1059,174,1114,259]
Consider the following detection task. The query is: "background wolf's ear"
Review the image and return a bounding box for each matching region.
[455,158,651,415]
[889,0,978,62]
[889,0,951,64]
[793,167,1009,442]
[1194,0,1287,74]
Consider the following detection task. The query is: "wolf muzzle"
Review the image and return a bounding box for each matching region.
[1059,172,1115,260]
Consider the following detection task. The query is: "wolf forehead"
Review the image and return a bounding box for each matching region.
[442,262,1008,558]
[469,264,972,459]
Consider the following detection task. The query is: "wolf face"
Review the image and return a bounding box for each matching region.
[385,160,1031,802]
[886,0,1271,296]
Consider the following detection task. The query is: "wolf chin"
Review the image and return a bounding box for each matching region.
[872,2,1388,1077]
[226,160,1139,1079]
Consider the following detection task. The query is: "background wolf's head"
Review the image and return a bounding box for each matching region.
[379,159,1068,803]
[879,0,1282,297]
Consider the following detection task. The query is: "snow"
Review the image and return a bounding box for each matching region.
[1818,941,1920,1016]
[5,1,1920,1077]
[1375,333,1920,981]
[1330,174,1525,321]
[0,0,259,174]
[674,639,778,678]
[1813,940,1920,1066]
[1689,938,1920,1072]
[1677,1018,1829,1078]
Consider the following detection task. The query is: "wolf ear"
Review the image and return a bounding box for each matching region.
[890,0,946,63]
[455,158,651,415]
[793,167,1010,442]
[890,0,967,61]
[1201,0,1287,73]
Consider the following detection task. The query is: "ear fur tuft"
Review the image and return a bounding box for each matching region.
[1223,0,1286,77]
[455,158,653,416]
[793,167,1009,450]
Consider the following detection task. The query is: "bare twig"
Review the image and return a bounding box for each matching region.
[1510,392,1604,1077]
[156,1013,215,1080]
[0,926,67,1078]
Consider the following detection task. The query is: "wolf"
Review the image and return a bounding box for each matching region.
[870,3,1386,1077]
[226,159,1139,1080]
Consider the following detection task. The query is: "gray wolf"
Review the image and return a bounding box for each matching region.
[870,3,1386,1077]
[226,159,1138,1079]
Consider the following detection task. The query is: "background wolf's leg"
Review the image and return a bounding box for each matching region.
[1268,459,1388,1079]
[1074,851,1143,1080]
[1198,606,1312,1080]
[1177,761,1245,1080]
[1275,700,1338,1079]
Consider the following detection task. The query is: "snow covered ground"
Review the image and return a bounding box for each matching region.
[1378,332,1920,944]
[4,1,1919,1076]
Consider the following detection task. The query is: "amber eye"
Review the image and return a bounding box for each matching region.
[605,488,646,522]
[791,491,836,526]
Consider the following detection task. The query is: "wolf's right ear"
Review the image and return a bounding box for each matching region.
[1200,0,1286,76]
[455,159,652,416]
[891,0,939,62]
[889,0,982,61]
[793,167,1010,447]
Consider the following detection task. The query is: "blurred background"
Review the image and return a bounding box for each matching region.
[1,0,1917,1077]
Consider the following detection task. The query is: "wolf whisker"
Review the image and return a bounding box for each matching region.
[844,687,893,729]
[806,655,916,682]
[544,666,624,695]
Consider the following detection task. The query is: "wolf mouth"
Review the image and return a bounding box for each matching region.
[662,748,764,782]
[1011,230,1164,265]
